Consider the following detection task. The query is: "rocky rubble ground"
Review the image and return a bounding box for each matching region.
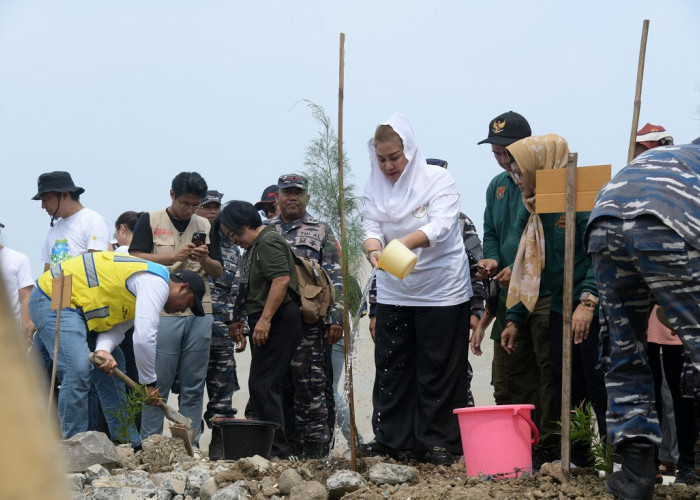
[60,431,700,500]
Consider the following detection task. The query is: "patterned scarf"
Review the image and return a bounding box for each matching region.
[505,134,570,312]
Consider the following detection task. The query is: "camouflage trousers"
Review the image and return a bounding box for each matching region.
[204,319,240,424]
[588,215,700,447]
[286,322,330,443]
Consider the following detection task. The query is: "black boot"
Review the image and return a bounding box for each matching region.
[304,441,330,459]
[606,441,656,500]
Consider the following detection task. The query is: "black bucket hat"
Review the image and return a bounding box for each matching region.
[32,171,85,200]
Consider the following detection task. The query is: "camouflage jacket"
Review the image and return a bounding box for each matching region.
[365,212,486,318]
[269,212,344,325]
[210,238,245,324]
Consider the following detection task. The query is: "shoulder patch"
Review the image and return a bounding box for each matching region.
[496,186,506,199]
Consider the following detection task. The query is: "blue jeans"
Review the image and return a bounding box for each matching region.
[28,288,139,445]
[140,314,213,444]
[331,337,364,446]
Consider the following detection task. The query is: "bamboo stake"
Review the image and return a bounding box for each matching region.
[560,152,578,476]
[627,19,650,164]
[49,269,65,410]
[337,32,358,471]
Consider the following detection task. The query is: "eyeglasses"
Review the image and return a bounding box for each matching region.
[220,226,241,242]
[176,198,201,212]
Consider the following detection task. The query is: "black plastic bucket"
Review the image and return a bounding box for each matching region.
[210,418,277,460]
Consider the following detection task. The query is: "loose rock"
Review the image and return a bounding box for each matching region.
[289,480,327,500]
[368,462,418,486]
[85,463,111,484]
[211,479,250,499]
[59,431,119,472]
[277,467,303,495]
[237,455,273,477]
[540,462,568,484]
[66,473,86,495]
[91,470,158,499]
[200,476,218,500]
[327,470,367,498]
[185,465,213,497]
[153,471,187,495]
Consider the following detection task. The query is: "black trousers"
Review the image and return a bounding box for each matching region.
[248,301,302,457]
[648,342,698,469]
[549,310,608,440]
[373,301,470,454]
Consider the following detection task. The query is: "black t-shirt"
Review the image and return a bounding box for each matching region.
[129,211,222,262]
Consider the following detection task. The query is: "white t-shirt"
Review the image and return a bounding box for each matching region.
[94,272,169,384]
[41,208,110,268]
[363,192,472,307]
[0,246,34,321]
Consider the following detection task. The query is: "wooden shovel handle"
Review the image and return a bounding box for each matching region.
[88,352,138,391]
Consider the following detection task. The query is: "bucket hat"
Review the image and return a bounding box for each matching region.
[32,171,85,200]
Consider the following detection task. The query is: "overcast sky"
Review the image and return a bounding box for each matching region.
[1,0,699,278]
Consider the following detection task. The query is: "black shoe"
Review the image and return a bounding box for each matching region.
[606,441,655,500]
[304,441,330,459]
[209,431,223,461]
[675,467,700,485]
[360,440,394,457]
[288,440,304,457]
[426,446,457,466]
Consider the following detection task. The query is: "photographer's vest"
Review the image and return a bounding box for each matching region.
[36,252,169,332]
[149,209,213,315]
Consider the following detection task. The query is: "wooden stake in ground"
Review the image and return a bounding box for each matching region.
[560,153,578,476]
[49,270,72,411]
[336,31,359,472]
[536,161,611,476]
[627,19,650,164]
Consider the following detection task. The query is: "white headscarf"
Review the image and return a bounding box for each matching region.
[363,113,456,223]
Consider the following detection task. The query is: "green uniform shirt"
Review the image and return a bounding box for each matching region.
[483,171,549,338]
[506,211,597,325]
[482,171,530,269]
[246,225,298,317]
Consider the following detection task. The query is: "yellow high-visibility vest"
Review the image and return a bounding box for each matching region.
[36,252,169,332]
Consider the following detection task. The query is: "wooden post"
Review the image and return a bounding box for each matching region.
[536,162,610,475]
[560,152,578,475]
[337,32,358,471]
[48,269,67,410]
[627,19,650,164]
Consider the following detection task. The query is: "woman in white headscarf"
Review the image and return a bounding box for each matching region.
[361,113,472,465]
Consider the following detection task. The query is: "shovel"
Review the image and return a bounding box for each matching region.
[88,352,195,455]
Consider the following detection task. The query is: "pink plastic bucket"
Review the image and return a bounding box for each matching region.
[453,404,539,479]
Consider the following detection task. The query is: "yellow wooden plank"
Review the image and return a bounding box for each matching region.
[535,164,611,214]
[536,191,601,213]
[536,165,611,194]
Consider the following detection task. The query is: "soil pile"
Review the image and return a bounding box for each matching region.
[66,436,700,499]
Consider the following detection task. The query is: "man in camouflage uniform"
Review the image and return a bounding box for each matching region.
[195,191,246,427]
[270,173,343,459]
[587,142,700,499]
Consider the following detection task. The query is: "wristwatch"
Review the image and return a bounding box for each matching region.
[580,291,599,308]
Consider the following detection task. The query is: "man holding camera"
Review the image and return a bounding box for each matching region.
[130,172,222,444]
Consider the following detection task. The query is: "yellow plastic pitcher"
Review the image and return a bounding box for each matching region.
[377,239,417,279]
